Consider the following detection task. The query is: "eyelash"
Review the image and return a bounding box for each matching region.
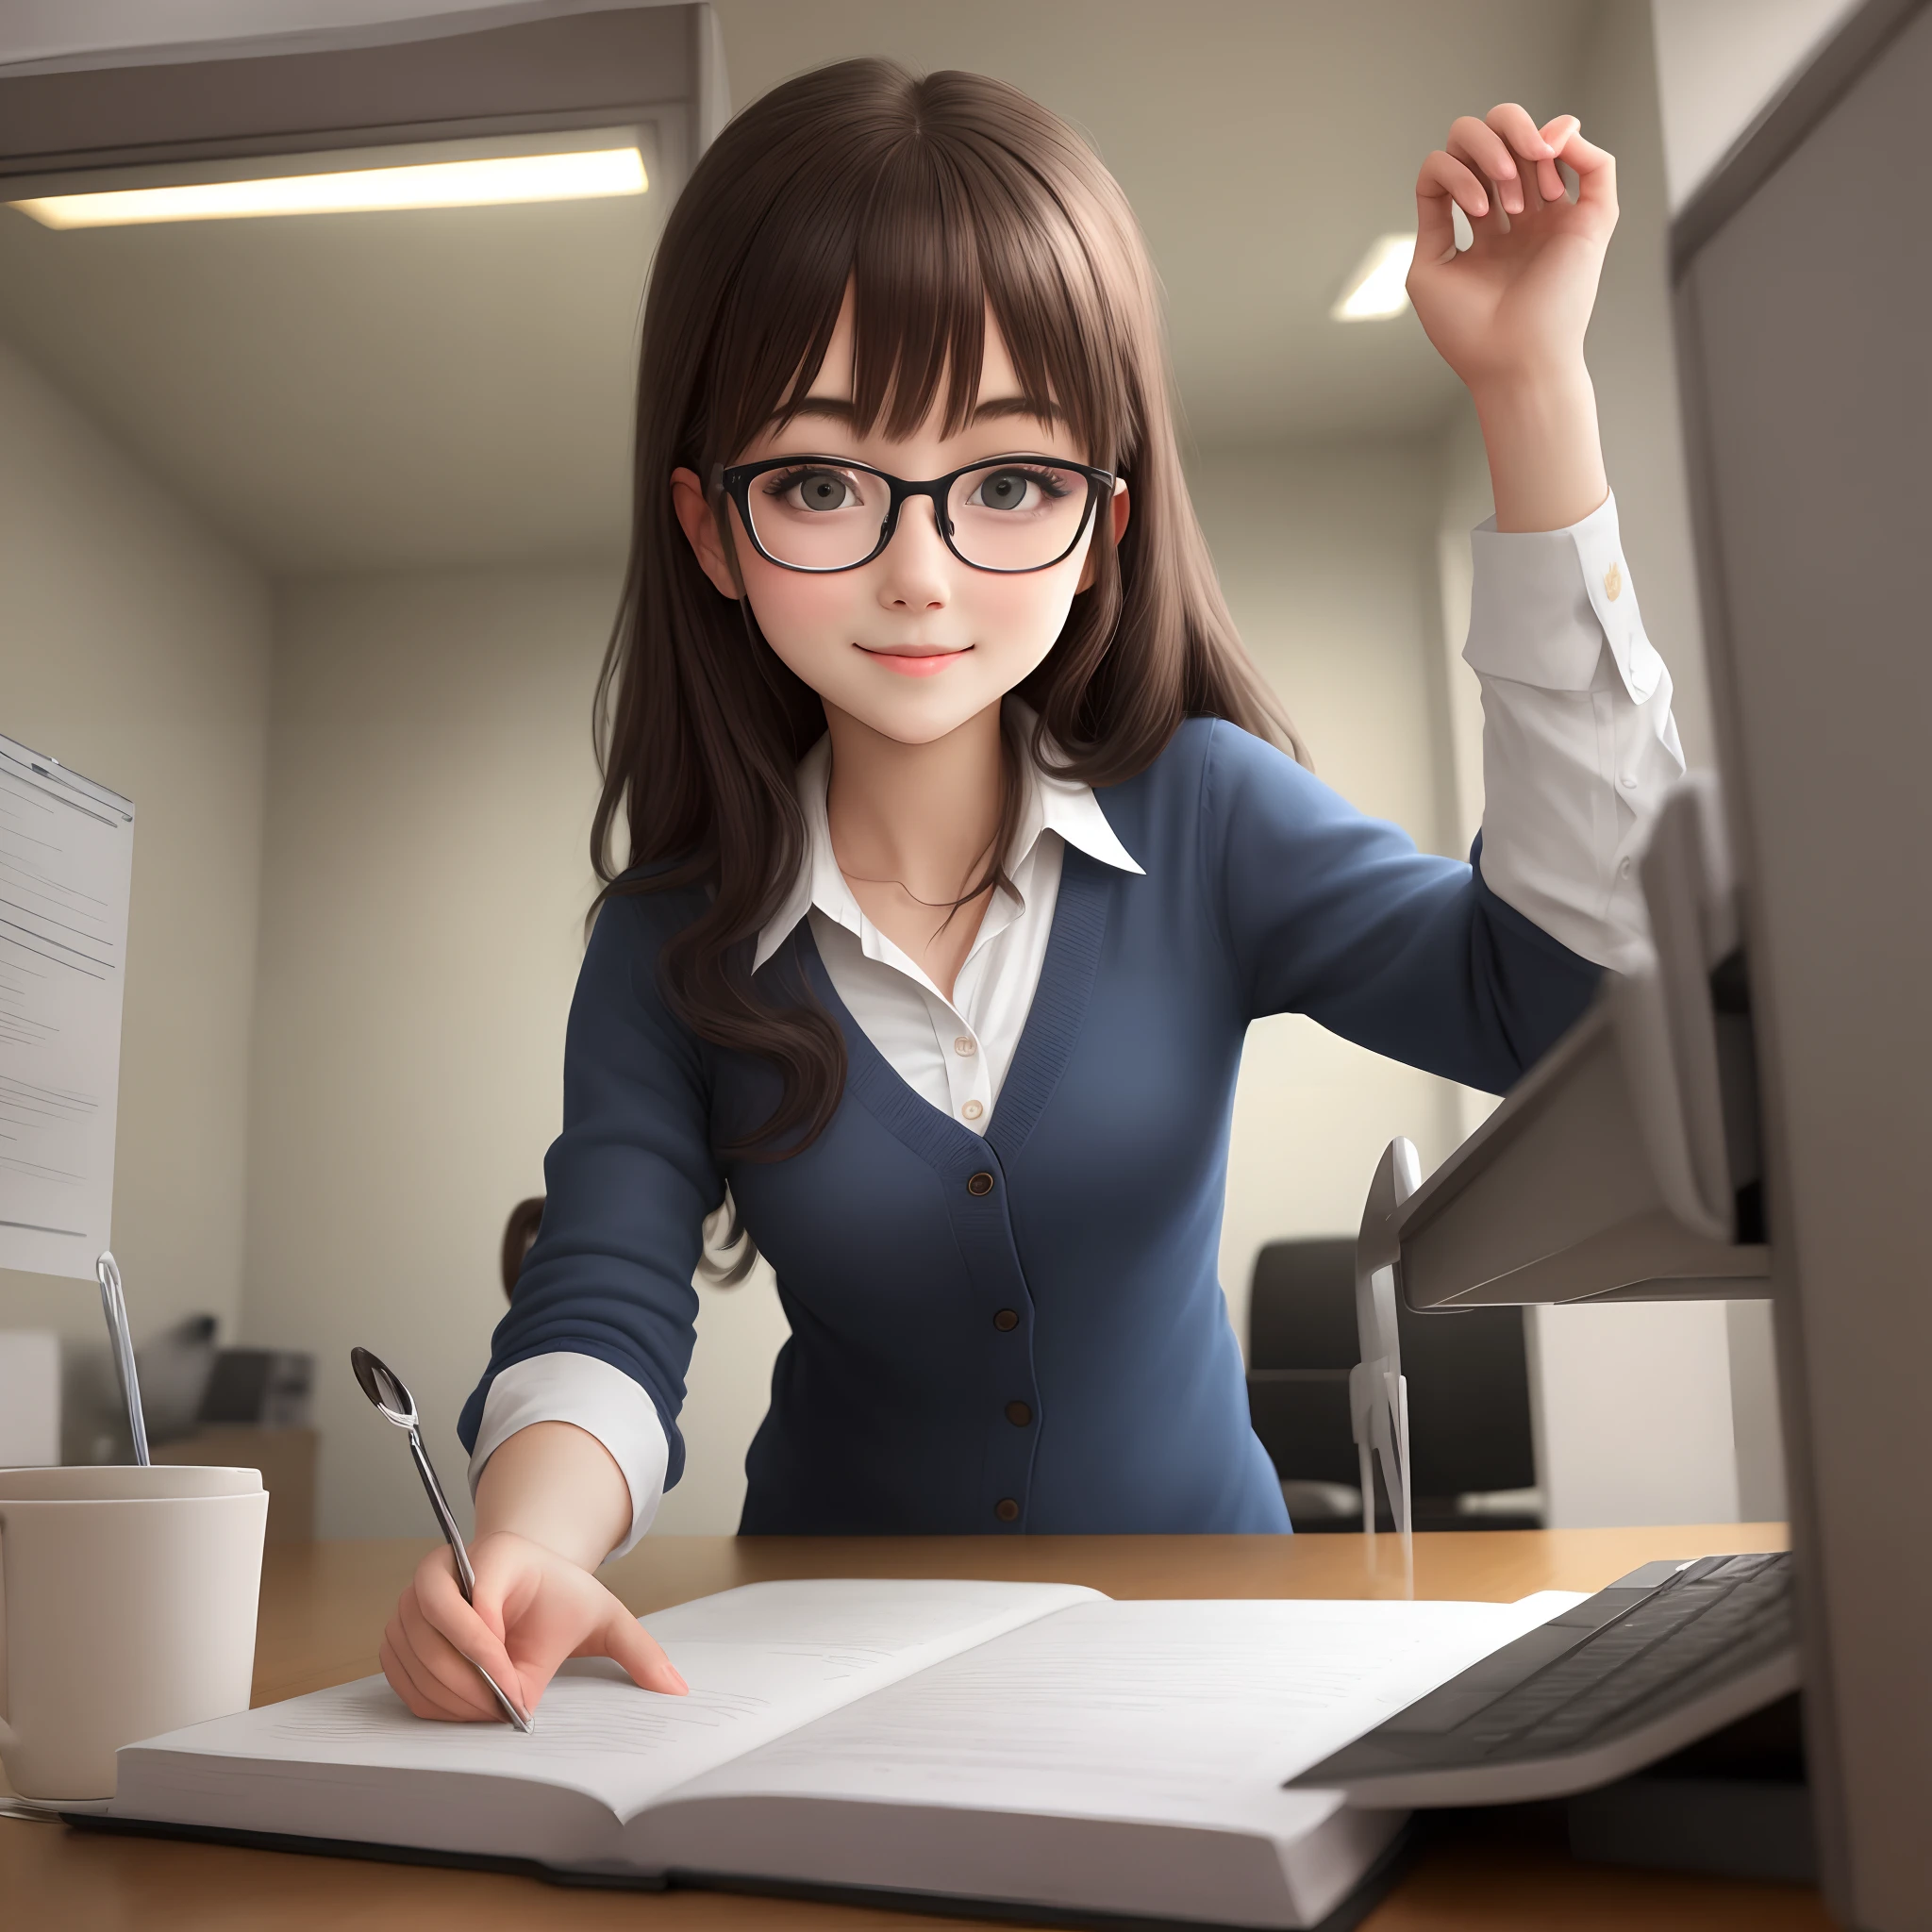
[757,461,1074,499]
[760,465,858,499]
[984,466,1072,501]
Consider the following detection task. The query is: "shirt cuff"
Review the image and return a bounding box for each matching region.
[468,1352,668,1559]
[1464,490,1666,705]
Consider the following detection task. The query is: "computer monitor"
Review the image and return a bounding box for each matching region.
[1378,3,1930,1922]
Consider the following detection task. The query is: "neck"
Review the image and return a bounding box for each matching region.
[823,698,1007,905]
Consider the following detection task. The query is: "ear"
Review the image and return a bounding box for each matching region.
[1076,479,1132,594]
[671,467,743,599]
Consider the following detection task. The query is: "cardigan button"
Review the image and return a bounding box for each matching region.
[994,1498,1020,1523]
[1005,1401,1032,1427]
[967,1171,995,1197]
[993,1308,1019,1331]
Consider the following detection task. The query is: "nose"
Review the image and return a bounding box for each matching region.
[875,494,951,612]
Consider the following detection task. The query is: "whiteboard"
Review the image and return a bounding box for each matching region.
[0,733,135,1280]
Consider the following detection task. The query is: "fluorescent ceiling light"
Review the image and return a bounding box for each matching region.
[10,147,647,229]
[1330,233,1416,321]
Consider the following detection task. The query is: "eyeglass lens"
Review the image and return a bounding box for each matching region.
[745,460,1095,571]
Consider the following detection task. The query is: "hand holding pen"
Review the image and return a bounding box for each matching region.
[353,1350,685,1724]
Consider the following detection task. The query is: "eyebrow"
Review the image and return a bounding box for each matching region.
[773,393,1061,429]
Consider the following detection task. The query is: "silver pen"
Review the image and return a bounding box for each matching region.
[350,1346,533,1732]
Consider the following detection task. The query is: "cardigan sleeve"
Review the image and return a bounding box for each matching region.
[1200,720,1602,1093]
[457,888,720,1492]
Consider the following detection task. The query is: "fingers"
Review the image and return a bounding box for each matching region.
[595,1611,691,1699]
[377,1539,689,1728]
[395,1582,511,1720]
[1413,150,1489,263]
[390,1550,528,1722]
[1533,114,1580,201]
[1446,112,1529,215]
[382,1622,491,1722]
[1553,125,1618,217]
[416,1547,528,1706]
[1447,106,1605,224]
[1484,104,1566,206]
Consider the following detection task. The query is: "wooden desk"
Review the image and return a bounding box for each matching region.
[1,1525,1834,1931]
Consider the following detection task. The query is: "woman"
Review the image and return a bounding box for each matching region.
[381,59,1682,1720]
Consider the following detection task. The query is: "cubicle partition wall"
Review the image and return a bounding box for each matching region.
[1361,4,1931,1921]
[1671,3,1932,1922]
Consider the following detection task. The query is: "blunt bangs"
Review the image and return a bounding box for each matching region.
[702,71,1139,475]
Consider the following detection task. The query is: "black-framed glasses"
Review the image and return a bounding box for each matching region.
[717,453,1119,575]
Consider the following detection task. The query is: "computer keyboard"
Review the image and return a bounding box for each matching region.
[1290,1552,1798,1807]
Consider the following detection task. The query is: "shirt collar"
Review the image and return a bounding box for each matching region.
[753,700,1142,973]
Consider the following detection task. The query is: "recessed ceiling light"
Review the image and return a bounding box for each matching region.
[1330,234,1416,322]
[10,146,648,229]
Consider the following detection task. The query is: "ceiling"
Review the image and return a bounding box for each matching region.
[0,0,1597,575]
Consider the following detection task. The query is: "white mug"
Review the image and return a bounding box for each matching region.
[0,1464,268,1801]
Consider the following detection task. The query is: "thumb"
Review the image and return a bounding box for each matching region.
[599,1611,690,1697]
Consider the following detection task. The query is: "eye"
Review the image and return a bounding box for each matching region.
[764,465,869,513]
[967,466,1072,513]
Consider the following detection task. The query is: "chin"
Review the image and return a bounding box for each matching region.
[874,709,984,746]
[849,691,992,745]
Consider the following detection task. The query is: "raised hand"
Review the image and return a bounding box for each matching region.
[1407,105,1615,530]
[380,1531,687,1723]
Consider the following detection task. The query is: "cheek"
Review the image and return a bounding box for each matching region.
[968,570,1081,660]
[740,555,859,645]
[737,554,875,699]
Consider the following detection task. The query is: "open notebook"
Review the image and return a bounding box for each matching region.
[111,1578,1582,1929]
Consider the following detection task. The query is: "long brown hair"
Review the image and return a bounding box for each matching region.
[592,58,1303,1159]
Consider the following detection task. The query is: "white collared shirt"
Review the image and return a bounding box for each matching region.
[753,717,1144,1131]
[473,491,1683,1554]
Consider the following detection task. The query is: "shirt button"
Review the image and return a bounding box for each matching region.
[993,1308,1019,1331]
[1604,562,1624,602]
[994,1498,1020,1523]
[1620,773,1638,790]
[961,1099,984,1122]
[1005,1400,1032,1427]
[967,1171,995,1196]
[1620,858,1633,876]
[954,1036,976,1057]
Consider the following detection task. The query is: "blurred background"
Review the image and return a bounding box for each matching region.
[0,0,1843,1541]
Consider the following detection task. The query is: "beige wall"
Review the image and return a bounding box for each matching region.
[0,333,271,1353]
[242,563,628,1537]
[1194,442,1470,1359]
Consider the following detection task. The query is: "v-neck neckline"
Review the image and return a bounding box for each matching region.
[792,844,1113,1171]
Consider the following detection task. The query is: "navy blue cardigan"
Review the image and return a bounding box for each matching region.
[460,719,1599,1535]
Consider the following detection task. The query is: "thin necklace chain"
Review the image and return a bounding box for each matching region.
[827,742,1013,909]
[836,866,1001,909]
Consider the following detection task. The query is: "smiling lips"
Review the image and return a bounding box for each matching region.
[857,643,973,677]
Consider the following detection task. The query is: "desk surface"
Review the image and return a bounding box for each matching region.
[1,1525,1835,1931]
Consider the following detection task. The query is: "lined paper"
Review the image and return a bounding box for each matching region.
[123,1579,1102,1824]
[667,1594,1588,1833]
[0,732,134,1278]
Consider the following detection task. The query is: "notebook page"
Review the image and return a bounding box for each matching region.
[117,1578,1100,1825]
[658,1593,1585,1840]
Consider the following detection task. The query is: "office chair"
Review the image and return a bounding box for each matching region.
[1245,1238,1541,1530]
